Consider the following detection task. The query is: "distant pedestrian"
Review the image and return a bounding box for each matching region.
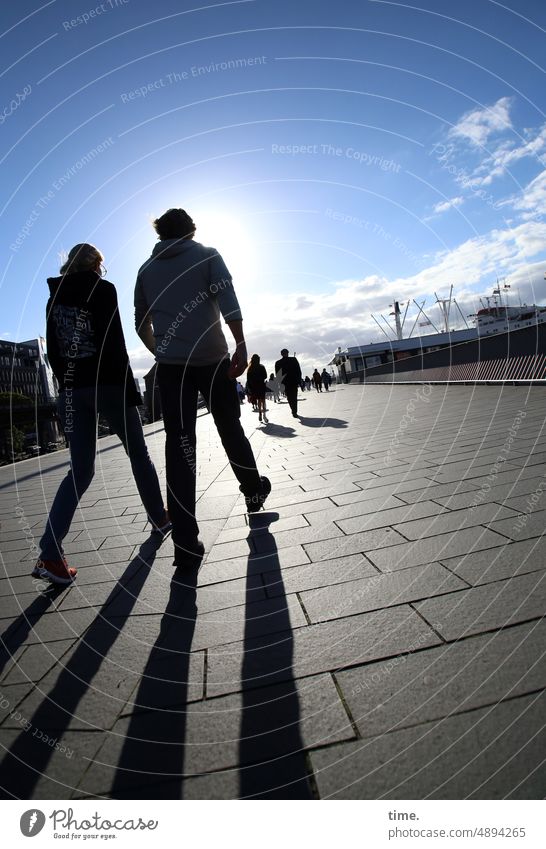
[35,244,169,585]
[247,382,258,411]
[275,348,302,417]
[247,354,268,423]
[267,373,281,403]
[321,369,332,391]
[236,381,246,403]
[304,375,311,392]
[313,369,323,392]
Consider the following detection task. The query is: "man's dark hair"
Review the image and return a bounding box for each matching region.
[280,348,289,356]
[153,208,196,240]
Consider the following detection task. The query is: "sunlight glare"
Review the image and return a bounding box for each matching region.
[193,210,257,292]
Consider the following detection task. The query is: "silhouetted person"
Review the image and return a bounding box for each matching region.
[304,375,311,392]
[312,369,323,392]
[267,373,280,403]
[275,348,302,417]
[135,208,271,571]
[247,354,268,423]
[321,369,331,391]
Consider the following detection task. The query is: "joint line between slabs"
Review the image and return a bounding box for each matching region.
[331,671,362,741]
[409,602,447,643]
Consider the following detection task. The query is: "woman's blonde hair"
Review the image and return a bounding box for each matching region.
[60,243,104,275]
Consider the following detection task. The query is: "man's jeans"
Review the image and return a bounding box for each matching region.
[285,385,298,415]
[40,386,165,560]
[157,359,261,556]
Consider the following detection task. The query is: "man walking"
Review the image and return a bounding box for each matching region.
[321,369,332,391]
[135,208,270,571]
[275,348,302,417]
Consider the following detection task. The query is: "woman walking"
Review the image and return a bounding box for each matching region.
[246,354,268,423]
[34,243,169,585]
[267,372,280,403]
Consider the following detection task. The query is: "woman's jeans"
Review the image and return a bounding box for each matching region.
[39,386,165,560]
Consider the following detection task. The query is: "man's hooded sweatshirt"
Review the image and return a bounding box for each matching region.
[134,238,242,367]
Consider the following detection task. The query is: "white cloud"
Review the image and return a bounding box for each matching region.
[449,96,513,146]
[471,124,546,186]
[510,169,546,219]
[432,196,464,215]
[127,345,156,380]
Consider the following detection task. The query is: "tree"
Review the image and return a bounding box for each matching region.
[0,392,32,406]
[10,426,25,455]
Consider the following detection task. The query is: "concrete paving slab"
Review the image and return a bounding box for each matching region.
[365,527,510,572]
[440,537,546,586]
[415,570,546,640]
[0,728,106,799]
[263,553,377,597]
[391,502,519,540]
[206,605,440,698]
[195,544,310,586]
[300,563,466,623]
[310,690,546,799]
[76,672,352,797]
[1,639,76,686]
[488,509,546,542]
[336,619,546,738]
[304,527,407,563]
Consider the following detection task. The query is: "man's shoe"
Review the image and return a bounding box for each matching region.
[32,559,77,585]
[242,476,272,513]
[173,540,205,570]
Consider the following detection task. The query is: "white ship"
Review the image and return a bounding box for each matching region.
[332,284,546,379]
[474,302,546,335]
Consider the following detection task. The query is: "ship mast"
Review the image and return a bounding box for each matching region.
[391,301,404,340]
[434,286,453,333]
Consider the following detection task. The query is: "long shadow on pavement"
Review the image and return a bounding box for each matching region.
[108,568,198,798]
[0,586,65,679]
[0,536,163,799]
[297,416,348,429]
[105,514,311,799]
[239,514,311,799]
[260,423,297,438]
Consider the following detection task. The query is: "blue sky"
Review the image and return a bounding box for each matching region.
[1,0,545,375]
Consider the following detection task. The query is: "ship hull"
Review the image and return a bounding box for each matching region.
[358,323,546,383]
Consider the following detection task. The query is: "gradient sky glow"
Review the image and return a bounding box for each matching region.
[1,0,545,376]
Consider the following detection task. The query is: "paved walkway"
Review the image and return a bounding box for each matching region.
[0,384,545,799]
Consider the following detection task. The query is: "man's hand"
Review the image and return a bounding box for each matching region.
[226,319,248,379]
[227,343,248,379]
[137,318,156,355]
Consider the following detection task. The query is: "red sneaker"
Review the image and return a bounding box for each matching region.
[32,558,77,585]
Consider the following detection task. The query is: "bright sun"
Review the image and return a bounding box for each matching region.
[192,210,257,292]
